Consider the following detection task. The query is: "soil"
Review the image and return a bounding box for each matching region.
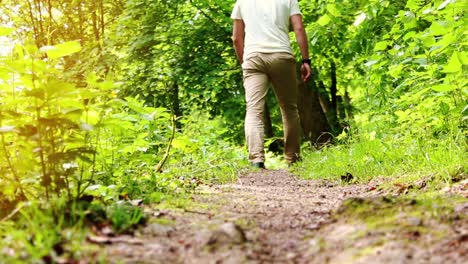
[96,169,467,264]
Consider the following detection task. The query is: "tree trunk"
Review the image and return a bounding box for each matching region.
[297,75,332,146]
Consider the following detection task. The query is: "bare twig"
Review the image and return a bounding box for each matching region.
[154,112,176,173]
[0,203,26,223]
[183,209,212,216]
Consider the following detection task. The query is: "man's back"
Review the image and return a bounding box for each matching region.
[231,0,301,59]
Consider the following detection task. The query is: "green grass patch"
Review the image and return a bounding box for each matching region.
[0,201,101,263]
[295,135,466,185]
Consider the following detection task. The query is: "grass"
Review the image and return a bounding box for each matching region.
[0,201,99,263]
[295,135,467,187]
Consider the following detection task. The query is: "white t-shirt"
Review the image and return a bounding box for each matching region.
[231,0,302,60]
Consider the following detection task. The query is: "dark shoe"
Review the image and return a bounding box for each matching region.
[251,162,265,169]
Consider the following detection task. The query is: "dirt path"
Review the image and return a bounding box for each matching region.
[100,170,467,264]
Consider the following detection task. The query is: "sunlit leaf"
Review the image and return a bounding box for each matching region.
[414,57,427,65]
[40,41,82,59]
[428,21,451,36]
[438,0,454,10]
[336,129,347,141]
[406,0,425,11]
[326,4,340,17]
[46,81,76,97]
[87,184,102,191]
[403,31,416,40]
[388,65,403,78]
[374,41,390,51]
[353,13,366,27]
[431,84,455,92]
[462,104,468,114]
[364,60,379,67]
[458,51,468,65]
[317,14,331,26]
[172,136,190,150]
[443,52,462,73]
[98,80,115,91]
[0,27,14,36]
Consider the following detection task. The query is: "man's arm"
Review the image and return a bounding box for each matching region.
[291,14,312,82]
[232,19,245,64]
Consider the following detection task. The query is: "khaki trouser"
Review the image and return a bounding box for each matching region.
[242,52,301,163]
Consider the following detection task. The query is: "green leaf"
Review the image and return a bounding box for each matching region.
[438,0,453,10]
[353,13,367,27]
[439,102,450,115]
[364,60,379,67]
[326,4,340,17]
[388,65,403,78]
[374,41,390,51]
[406,0,424,11]
[462,104,468,114]
[317,14,331,26]
[458,52,468,65]
[443,52,462,73]
[40,41,82,59]
[431,84,455,92]
[403,31,416,40]
[0,27,14,36]
[46,81,76,97]
[428,21,451,36]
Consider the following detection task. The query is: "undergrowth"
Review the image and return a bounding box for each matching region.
[0,113,247,262]
[295,129,466,187]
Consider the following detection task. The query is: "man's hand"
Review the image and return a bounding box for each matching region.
[301,63,312,82]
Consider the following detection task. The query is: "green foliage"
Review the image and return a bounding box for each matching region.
[294,0,466,188]
[166,112,248,183]
[0,37,181,205]
[357,0,467,138]
[110,112,248,200]
[297,129,466,186]
[0,40,93,201]
[109,203,144,234]
[117,0,245,140]
[0,200,94,262]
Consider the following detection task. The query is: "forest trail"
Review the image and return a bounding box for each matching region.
[99,170,467,264]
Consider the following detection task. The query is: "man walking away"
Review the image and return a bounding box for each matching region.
[231,0,312,169]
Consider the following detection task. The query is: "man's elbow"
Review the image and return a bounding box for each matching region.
[291,15,305,33]
[232,36,243,46]
[293,24,305,34]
